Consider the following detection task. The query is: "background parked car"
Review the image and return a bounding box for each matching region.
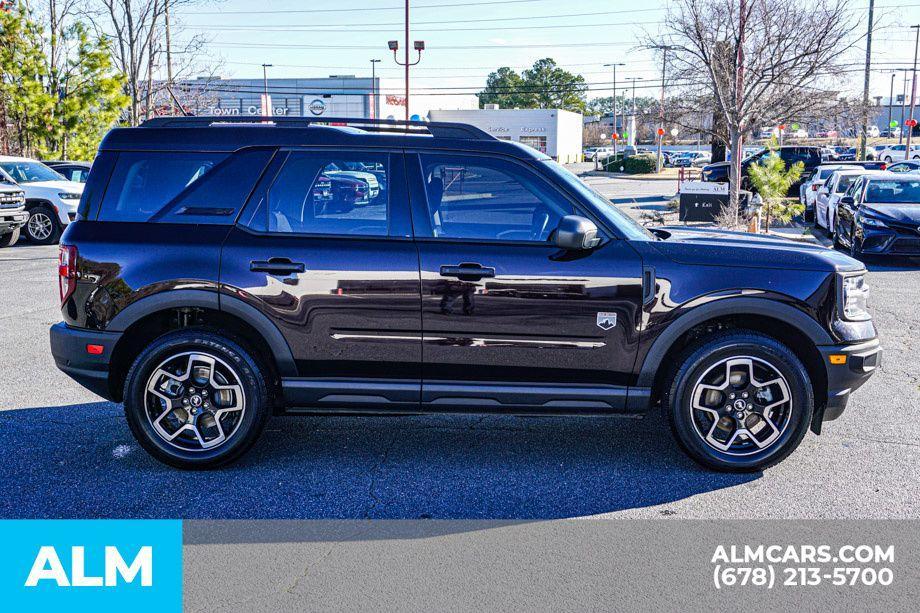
[814,168,875,234]
[0,178,27,248]
[671,151,710,167]
[876,144,920,163]
[835,173,920,258]
[42,161,92,183]
[800,164,849,216]
[887,160,920,174]
[701,145,823,195]
[0,156,84,245]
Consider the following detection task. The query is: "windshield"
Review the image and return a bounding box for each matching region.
[539,160,655,240]
[864,179,920,204]
[0,161,65,183]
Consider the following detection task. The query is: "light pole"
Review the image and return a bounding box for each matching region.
[388,1,424,121]
[261,63,272,118]
[653,46,673,173]
[370,59,381,119]
[858,0,874,161]
[624,77,642,147]
[604,63,624,157]
[900,69,910,144]
[888,71,897,137]
[905,24,920,155]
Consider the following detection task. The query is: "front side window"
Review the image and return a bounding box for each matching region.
[835,175,858,194]
[262,151,388,236]
[419,154,573,242]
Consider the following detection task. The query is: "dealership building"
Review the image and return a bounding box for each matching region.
[173,75,380,119]
[428,107,584,163]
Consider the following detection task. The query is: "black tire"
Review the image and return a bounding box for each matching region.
[24,205,61,245]
[663,330,813,472]
[849,231,863,260]
[123,330,271,469]
[0,227,19,247]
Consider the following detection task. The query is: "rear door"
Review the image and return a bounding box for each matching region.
[406,151,644,412]
[221,148,423,410]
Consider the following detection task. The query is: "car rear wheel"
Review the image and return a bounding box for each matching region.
[123,330,271,469]
[663,331,813,472]
[0,228,19,248]
[25,205,60,244]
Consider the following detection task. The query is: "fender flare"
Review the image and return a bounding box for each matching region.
[107,288,297,377]
[635,296,832,388]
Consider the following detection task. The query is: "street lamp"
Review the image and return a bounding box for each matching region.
[388,1,425,121]
[905,24,920,155]
[623,77,642,147]
[261,63,272,118]
[603,63,624,157]
[370,59,381,119]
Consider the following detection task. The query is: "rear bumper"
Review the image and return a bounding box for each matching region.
[816,337,881,425]
[50,322,121,400]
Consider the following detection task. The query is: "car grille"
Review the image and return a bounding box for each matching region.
[891,237,920,254]
[0,191,25,207]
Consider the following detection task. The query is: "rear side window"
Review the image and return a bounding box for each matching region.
[97,150,273,223]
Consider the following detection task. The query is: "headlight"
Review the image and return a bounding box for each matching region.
[857,213,887,228]
[838,273,871,321]
[58,192,82,200]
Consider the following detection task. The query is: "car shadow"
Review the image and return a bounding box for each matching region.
[0,402,759,521]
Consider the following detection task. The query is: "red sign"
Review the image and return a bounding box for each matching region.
[386,95,407,107]
[657,128,665,136]
[906,119,918,127]
[612,132,619,139]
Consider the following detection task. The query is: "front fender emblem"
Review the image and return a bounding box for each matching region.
[596,312,617,330]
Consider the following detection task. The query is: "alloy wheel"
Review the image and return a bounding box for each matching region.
[27,212,53,240]
[145,351,246,451]
[689,356,793,456]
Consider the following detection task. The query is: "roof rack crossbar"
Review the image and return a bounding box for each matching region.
[139,116,494,140]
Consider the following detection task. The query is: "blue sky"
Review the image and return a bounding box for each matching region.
[173,0,920,116]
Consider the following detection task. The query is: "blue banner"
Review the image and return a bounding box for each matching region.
[0,520,182,612]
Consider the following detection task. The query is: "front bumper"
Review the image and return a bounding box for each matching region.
[0,208,28,232]
[858,224,920,256]
[50,322,121,400]
[815,337,881,428]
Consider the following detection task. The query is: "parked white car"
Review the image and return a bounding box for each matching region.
[800,164,848,212]
[815,169,884,233]
[0,156,84,244]
[876,144,920,163]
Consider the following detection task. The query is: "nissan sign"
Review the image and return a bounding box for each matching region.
[308,99,327,115]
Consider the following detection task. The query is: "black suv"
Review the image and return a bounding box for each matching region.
[701,146,824,195]
[50,117,880,472]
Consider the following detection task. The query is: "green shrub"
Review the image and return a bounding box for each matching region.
[622,153,658,174]
[601,154,625,171]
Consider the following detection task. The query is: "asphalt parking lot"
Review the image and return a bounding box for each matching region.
[1,204,919,520]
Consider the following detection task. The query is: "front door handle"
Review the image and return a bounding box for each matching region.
[250,258,306,275]
[439,263,496,281]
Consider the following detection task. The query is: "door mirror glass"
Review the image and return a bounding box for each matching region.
[554,215,600,250]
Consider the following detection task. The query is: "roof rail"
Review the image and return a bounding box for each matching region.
[139,116,494,140]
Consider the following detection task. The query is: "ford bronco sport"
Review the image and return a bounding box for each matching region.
[50,117,880,472]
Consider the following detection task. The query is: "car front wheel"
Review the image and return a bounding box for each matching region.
[0,228,19,247]
[25,205,61,244]
[663,331,813,472]
[123,330,271,469]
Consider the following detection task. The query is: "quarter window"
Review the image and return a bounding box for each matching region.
[419,154,573,242]
[260,151,389,236]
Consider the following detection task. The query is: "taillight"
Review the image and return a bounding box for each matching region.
[880,163,887,170]
[812,184,819,191]
[59,244,78,305]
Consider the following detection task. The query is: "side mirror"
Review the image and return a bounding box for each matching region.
[554,215,600,250]
[840,195,855,208]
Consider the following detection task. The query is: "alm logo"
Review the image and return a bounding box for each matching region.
[25,545,153,587]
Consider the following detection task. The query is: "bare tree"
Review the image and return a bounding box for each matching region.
[85,0,209,125]
[656,0,860,225]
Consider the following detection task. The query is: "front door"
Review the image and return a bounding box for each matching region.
[221,149,422,409]
[406,152,644,412]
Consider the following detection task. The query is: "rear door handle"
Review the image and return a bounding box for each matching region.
[439,263,496,281]
[250,258,306,274]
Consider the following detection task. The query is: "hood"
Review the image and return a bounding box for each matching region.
[703,161,731,170]
[863,203,920,225]
[22,180,84,193]
[650,226,863,272]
